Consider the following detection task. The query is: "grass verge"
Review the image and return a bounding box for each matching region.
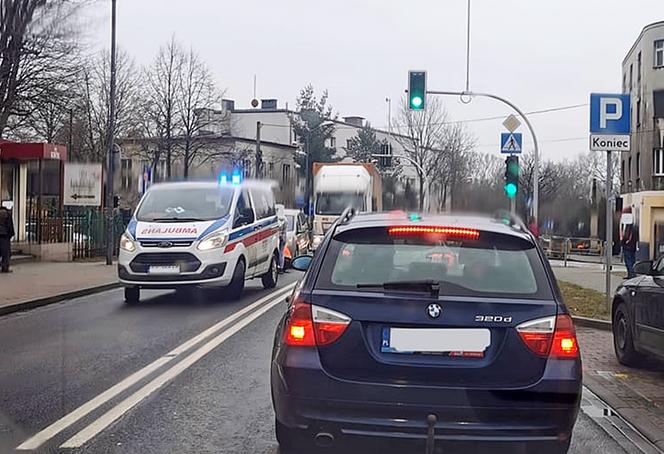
[558,281,610,321]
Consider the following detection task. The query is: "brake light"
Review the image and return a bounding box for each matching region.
[388,226,480,240]
[284,301,351,347]
[549,314,579,358]
[516,315,579,359]
[285,301,315,346]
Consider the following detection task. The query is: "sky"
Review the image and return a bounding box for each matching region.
[84,0,663,162]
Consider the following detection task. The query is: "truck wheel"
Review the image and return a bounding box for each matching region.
[124,286,140,305]
[261,254,278,289]
[227,259,246,300]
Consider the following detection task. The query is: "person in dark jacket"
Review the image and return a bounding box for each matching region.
[0,203,15,273]
[622,223,638,279]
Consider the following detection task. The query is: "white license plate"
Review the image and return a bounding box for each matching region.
[381,328,490,354]
[148,265,180,275]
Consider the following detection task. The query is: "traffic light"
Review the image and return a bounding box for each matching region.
[504,156,519,199]
[408,71,426,110]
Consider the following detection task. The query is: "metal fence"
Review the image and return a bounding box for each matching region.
[541,235,623,267]
[26,211,127,260]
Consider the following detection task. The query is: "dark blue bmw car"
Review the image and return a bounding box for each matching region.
[271,211,581,453]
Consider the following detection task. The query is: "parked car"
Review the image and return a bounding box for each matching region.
[612,259,664,366]
[283,208,310,267]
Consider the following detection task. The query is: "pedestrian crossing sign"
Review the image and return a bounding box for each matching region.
[500,133,522,154]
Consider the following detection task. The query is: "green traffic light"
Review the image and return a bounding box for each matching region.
[505,182,518,198]
[410,96,423,109]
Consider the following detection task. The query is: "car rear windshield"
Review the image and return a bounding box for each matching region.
[136,186,234,222]
[315,226,553,299]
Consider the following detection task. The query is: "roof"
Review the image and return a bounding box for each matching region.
[0,140,67,161]
[623,21,664,65]
[146,179,276,192]
[334,211,532,239]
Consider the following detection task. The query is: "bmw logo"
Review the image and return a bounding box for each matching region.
[427,303,442,319]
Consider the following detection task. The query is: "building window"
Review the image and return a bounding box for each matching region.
[623,73,627,93]
[654,149,664,176]
[282,164,291,187]
[268,162,274,179]
[346,139,352,149]
[628,157,632,180]
[621,159,625,184]
[242,159,252,178]
[330,137,336,148]
[638,51,642,83]
[629,64,633,90]
[121,158,133,190]
[636,152,640,177]
[655,40,664,68]
[379,142,392,167]
[636,99,641,128]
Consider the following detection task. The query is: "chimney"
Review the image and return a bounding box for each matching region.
[222,99,235,111]
[343,116,365,127]
[261,99,277,110]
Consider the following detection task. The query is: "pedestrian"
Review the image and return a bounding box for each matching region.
[622,221,638,279]
[0,202,15,273]
[528,218,540,239]
[276,206,288,273]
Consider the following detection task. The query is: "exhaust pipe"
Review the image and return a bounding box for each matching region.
[314,432,335,448]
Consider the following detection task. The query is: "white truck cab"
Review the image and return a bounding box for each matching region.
[118,181,280,303]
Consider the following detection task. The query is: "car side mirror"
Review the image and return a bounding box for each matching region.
[291,255,313,272]
[634,260,654,276]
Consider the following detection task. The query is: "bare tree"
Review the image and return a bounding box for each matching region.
[434,122,476,211]
[176,47,222,177]
[142,36,183,178]
[0,0,83,137]
[394,96,447,210]
[77,49,141,161]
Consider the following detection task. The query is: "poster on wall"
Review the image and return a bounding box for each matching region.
[63,163,103,206]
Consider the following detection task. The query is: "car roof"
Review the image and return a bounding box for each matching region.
[334,211,533,241]
[147,179,275,192]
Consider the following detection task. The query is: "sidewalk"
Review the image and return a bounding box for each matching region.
[0,261,118,315]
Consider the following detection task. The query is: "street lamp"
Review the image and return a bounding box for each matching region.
[372,153,430,212]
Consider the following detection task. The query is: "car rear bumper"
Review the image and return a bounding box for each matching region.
[271,348,581,444]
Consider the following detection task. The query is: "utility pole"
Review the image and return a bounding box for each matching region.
[255,121,262,178]
[605,150,613,311]
[105,0,117,266]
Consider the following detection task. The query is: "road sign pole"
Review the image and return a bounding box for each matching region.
[605,150,613,311]
[510,197,516,215]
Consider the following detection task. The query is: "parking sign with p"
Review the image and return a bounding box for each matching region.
[589,93,631,151]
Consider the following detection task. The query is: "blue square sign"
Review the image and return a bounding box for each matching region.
[590,93,631,134]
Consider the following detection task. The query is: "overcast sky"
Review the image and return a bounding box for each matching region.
[86,1,662,162]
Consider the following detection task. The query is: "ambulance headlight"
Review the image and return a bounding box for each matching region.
[120,233,136,252]
[197,231,228,251]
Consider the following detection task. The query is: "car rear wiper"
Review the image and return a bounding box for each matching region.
[150,217,206,222]
[356,280,440,297]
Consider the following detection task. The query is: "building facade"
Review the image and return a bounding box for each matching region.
[620,21,664,259]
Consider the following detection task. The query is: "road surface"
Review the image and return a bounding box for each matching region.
[0,273,632,453]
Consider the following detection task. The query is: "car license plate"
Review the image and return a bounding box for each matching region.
[148,265,180,275]
[381,328,490,355]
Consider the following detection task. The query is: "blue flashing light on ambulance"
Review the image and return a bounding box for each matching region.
[117,180,280,303]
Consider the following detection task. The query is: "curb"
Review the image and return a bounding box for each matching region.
[572,315,612,331]
[0,282,121,317]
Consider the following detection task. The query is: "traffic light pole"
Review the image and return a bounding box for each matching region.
[105,0,117,266]
[427,90,540,223]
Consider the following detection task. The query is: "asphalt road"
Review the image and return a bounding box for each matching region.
[0,272,629,454]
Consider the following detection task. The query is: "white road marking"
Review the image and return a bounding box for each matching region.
[60,290,288,448]
[16,283,295,451]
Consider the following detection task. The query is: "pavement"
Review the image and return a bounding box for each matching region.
[0,270,643,454]
[0,261,118,315]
